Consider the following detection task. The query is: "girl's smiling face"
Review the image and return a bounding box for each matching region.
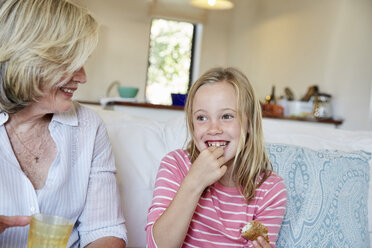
[192,81,248,165]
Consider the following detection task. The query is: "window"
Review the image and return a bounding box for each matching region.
[145,18,198,105]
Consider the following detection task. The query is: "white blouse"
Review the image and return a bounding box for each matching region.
[0,102,127,247]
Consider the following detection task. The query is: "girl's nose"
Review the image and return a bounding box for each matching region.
[207,121,222,135]
[72,67,87,84]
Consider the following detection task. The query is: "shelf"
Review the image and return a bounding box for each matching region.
[78,100,343,126]
[262,115,343,126]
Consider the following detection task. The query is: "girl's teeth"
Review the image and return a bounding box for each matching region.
[207,142,227,147]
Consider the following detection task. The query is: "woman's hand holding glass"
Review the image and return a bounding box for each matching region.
[0,215,30,234]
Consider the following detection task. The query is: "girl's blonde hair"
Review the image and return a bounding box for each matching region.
[185,67,272,203]
[0,0,99,113]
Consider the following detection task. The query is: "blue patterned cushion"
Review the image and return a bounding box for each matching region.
[266,143,371,248]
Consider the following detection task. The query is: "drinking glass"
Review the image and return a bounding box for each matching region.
[27,213,73,248]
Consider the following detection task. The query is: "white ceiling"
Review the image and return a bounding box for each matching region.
[147,0,237,10]
[152,0,189,4]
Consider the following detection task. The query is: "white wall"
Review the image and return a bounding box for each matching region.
[72,0,151,101]
[72,0,231,102]
[72,0,372,131]
[228,0,372,130]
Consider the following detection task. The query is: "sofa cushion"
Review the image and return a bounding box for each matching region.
[163,115,188,153]
[267,143,371,247]
[262,118,372,243]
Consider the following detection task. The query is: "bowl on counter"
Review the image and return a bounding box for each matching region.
[117,86,139,98]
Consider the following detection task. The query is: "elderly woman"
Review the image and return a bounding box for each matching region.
[0,0,127,247]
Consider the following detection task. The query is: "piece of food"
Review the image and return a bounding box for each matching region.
[241,220,269,243]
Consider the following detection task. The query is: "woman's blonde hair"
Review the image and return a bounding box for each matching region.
[185,67,272,203]
[0,0,99,113]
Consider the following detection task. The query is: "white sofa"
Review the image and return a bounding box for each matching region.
[86,104,372,248]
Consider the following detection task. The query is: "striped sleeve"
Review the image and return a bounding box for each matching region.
[146,150,189,248]
[77,115,128,247]
[252,174,287,248]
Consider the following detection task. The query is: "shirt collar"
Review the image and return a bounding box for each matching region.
[51,103,78,126]
[0,112,9,126]
[0,103,78,127]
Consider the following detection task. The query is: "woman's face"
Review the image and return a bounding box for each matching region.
[192,81,248,165]
[36,67,87,113]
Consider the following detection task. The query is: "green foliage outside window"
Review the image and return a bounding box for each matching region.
[146,19,194,105]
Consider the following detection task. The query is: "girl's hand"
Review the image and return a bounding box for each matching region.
[0,215,30,234]
[252,236,271,248]
[186,146,227,191]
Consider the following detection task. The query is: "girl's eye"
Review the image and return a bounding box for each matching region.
[222,114,233,119]
[196,115,207,121]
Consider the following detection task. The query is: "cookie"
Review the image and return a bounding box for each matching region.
[241,220,269,243]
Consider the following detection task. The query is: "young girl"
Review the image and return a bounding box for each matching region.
[146,67,287,248]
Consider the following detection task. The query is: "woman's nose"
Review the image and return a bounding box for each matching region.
[72,67,87,84]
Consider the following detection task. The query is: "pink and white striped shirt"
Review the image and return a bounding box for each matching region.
[146,149,287,248]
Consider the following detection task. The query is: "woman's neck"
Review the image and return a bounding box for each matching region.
[8,106,51,132]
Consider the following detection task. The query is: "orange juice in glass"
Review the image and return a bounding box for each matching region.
[27,213,73,248]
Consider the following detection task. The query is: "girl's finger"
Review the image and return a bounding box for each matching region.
[256,236,270,248]
[217,157,226,167]
[252,240,261,248]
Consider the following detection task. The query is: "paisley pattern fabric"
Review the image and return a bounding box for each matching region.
[266,143,371,248]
